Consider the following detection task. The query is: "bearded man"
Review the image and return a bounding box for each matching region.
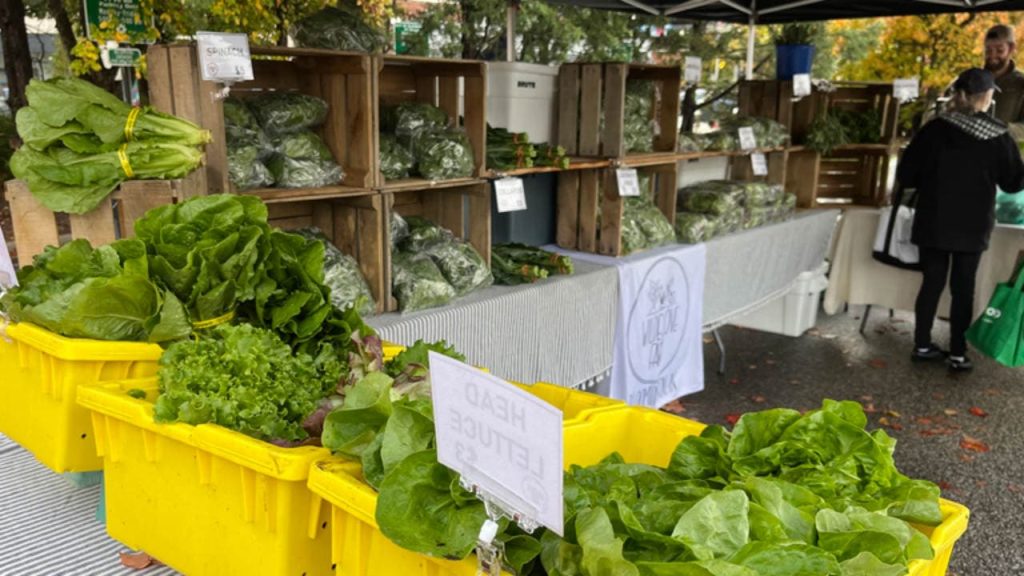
[985,24,1024,124]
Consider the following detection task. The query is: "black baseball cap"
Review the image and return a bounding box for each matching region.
[954,68,1000,94]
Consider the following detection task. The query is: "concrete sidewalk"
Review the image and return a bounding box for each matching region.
[683,309,1024,576]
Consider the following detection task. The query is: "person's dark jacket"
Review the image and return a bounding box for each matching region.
[897,112,1024,252]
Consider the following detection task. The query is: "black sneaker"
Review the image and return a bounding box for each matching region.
[948,355,974,372]
[912,344,947,362]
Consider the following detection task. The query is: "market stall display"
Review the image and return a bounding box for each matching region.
[10,77,208,214]
[675,180,797,244]
[380,102,475,181]
[491,243,574,285]
[487,125,570,171]
[704,116,790,152]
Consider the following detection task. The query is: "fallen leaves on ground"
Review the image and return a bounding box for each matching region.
[860,395,873,402]
[885,410,902,418]
[1008,483,1024,494]
[661,400,686,414]
[960,436,991,453]
[729,378,740,385]
[724,413,741,426]
[878,416,903,431]
[120,552,160,569]
[750,395,767,404]
[943,408,958,416]
[934,392,947,401]
[984,388,1003,396]
[937,481,954,491]
[969,407,989,418]
[862,402,878,414]
[868,359,888,369]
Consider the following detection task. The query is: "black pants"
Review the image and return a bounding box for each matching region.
[914,247,983,356]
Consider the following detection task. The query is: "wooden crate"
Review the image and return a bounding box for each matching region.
[4,177,195,267]
[787,146,892,208]
[383,182,491,311]
[147,44,375,195]
[557,63,681,161]
[729,148,790,187]
[264,193,387,313]
[557,162,677,256]
[374,55,487,189]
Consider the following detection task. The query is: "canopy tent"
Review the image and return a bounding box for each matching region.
[546,0,1024,24]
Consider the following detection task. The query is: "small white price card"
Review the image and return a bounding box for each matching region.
[430,352,564,535]
[197,32,254,83]
[616,168,641,197]
[738,126,758,151]
[684,56,702,85]
[751,152,769,176]
[0,223,16,288]
[495,178,528,213]
[893,78,920,102]
[793,73,812,98]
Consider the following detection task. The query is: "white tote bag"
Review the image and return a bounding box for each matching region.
[872,186,922,270]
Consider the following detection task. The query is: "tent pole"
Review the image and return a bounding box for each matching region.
[507,1,517,62]
[746,16,756,79]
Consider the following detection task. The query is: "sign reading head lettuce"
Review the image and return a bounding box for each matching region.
[612,245,706,408]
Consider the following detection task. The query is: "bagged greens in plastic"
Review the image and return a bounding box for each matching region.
[740,181,784,207]
[744,206,773,229]
[293,228,375,316]
[392,251,456,312]
[423,240,492,296]
[675,212,717,244]
[382,103,449,145]
[265,155,343,188]
[223,98,270,151]
[996,190,1024,224]
[380,134,414,180]
[292,5,388,53]
[781,192,798,210]
[679,188,740,216]
[620,196,675,253]
[390,213,410,248]
[228,144,274,190]
[273,131,334,161]
[677,132,709,153]
[401,216,452,251]
[719,116,790,148]
[718,210,745,235]
[415,129,475,180]
[250,93,329,135]
[704,130,737,151]
[624,81,654,154]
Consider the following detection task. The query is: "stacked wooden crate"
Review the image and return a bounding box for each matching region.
[556,63,682,256]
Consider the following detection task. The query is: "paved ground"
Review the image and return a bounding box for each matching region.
[680,308,1024,576]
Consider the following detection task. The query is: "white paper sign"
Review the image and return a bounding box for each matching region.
[0,225,15,288]
[793,73,812,98]
[684,56,702,85]
[893,78,920,102]
[738,126,757,151]
[751,152,768,176]
[616,168,641,197]
[430,353,564,535]
[495,178,528,213]
[197,32,254,83]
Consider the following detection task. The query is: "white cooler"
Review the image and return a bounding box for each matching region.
[486,62,559,142]
[731,263,830,337]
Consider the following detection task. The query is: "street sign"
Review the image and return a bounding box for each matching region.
[103,47,141,68]
[84,0,147,40]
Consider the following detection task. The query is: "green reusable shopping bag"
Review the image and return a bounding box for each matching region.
[966,263,1024,367]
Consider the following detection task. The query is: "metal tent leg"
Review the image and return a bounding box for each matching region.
[859,305,872,335]
[713,329,726,375]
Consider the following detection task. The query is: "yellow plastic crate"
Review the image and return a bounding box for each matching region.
[77,378,335,576]
[0,322,163,473]
[308,406,970,576]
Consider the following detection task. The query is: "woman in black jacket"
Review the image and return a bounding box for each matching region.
[898,68,1024,371]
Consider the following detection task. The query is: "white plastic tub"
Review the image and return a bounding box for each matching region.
[486,62,559,143]
[732,263,830,337]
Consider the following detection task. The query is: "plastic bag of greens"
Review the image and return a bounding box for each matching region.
[250,93,329,135]
[704,130,737,151]
[679,188,740,216]
[620,215,647,254]
[401,216,452,251]
[996,190,1024,224]
[744,206,773,229]
[273,131,334,161]
[223,98,271,152]
[632,197,675,247]
[677,132,709,153]
[228,143,275,190]
[415,129,475,180]
[292,5,388,53]
[392,251,456,312]
[382,103,448,145]
[740,181,779,207]
[265,155,343,188]
[675,212,717,244]
[717,210,745,235]
[380,134,415,180]
[780,193,798,211]
[424,240,492,296]
[293,228,376,316]
[719,116,790,148]
[624,81,654,154]
[390,213,410,248]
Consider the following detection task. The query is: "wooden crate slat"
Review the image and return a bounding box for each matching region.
[578,65,603,157]
[464,75,487,179]
[577,170,600,253]
[556,171,581,250]
[5,180,59,264]
[599,170,624,256]
[114,180,176,237]
[601,64,628,159]
[557,65,581,156]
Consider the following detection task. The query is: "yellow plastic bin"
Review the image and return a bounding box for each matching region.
[77,378,335,576]
[308,406,971,576]
[0,322,163,473]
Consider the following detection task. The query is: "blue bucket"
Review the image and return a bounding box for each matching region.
[776,44,815,80]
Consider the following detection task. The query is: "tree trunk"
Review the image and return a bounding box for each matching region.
[47,0,77,55]
[0,0,34,112]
